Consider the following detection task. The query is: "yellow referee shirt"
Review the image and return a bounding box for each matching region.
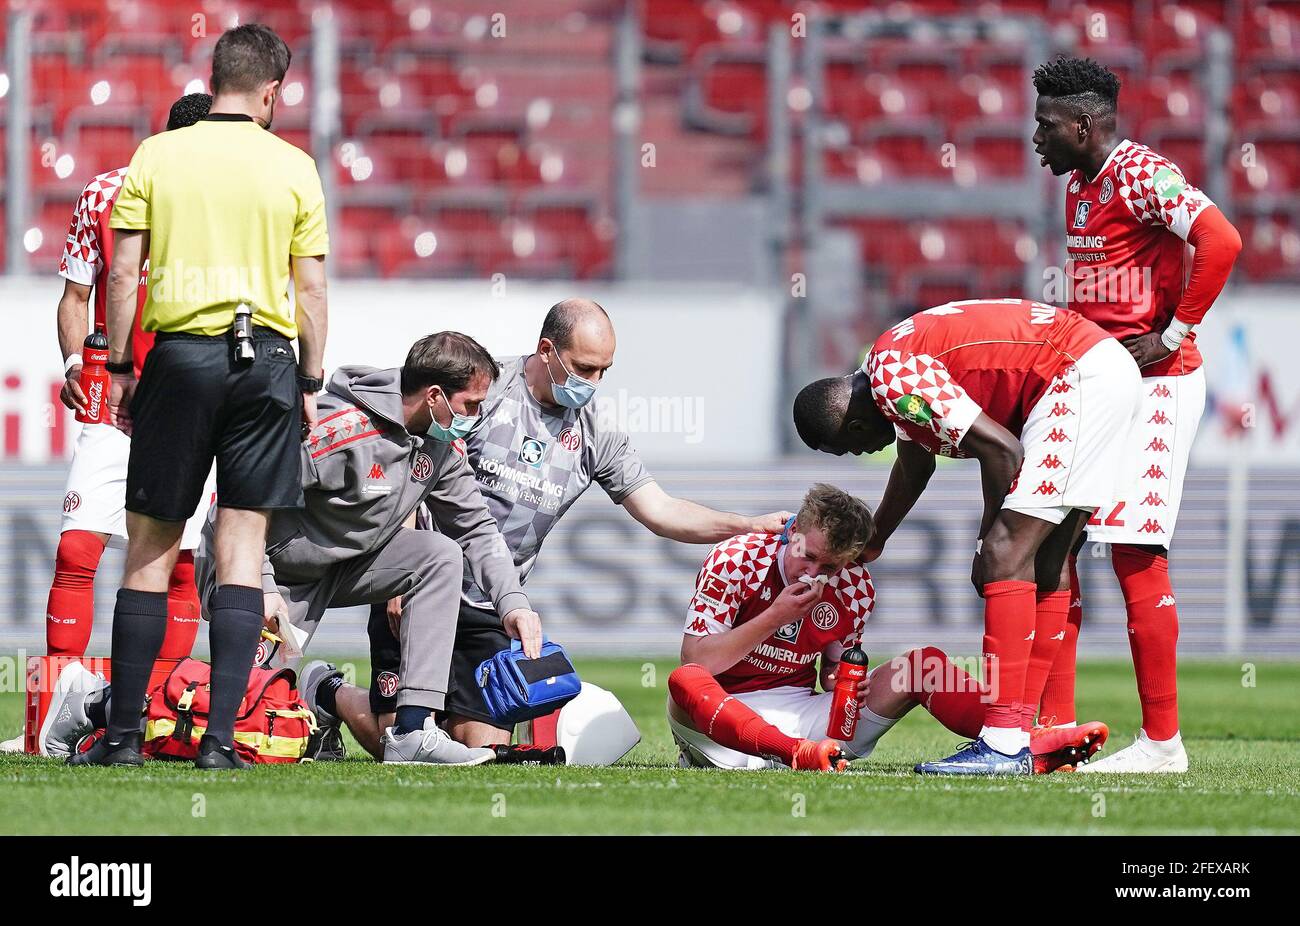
[110,116,329,339]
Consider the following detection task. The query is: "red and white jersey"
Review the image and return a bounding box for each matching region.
[683,531,875,694]
[1064,139,1216,377]
[58,167,153,378]
[863,298,1109,457]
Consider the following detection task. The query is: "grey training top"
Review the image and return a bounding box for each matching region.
[459,355,654,610]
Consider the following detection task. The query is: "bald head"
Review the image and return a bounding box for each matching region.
[540,298,613,350]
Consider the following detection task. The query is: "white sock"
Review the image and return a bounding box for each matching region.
[842,705,897,760]
[981,725,1030,755]
[1139,728,1183,754]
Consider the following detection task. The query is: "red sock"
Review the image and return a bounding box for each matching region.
[1039,557,1081,725]
[900,646,985,738]
[46,530,106,657]
[669,664,802,765]
[1113,544,1180,740]
[981,580,1037,730]
[160,550,201,659]
[1020,589,1071,730]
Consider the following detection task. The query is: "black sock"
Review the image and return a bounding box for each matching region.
[395,705,431,734]
[87,687,109,731]
[206,584,264,746]
[316,673,344,716]
[105,589,168,743]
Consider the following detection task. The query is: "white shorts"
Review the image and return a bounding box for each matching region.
[1002,337,1142,525]
[60,422,214,550]
[1085,366,1205,546]
[667,685,883,770]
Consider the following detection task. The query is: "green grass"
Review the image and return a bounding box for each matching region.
[2,658,1298,835]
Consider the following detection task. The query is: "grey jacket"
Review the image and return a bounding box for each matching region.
[262,366,529,616]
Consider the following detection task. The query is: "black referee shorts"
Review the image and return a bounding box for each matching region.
[368,598,509,728]
[126,328,304,521]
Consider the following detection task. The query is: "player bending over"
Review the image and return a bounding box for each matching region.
[794,298,1135,775]
[666,483,1103,773]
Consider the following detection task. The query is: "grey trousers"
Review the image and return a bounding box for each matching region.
[197,527,464,710]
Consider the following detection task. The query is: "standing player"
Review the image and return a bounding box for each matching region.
[668,483,1103,773]
[1031,57,1242,772]
[793,298,1137,774]
[300,298,791,757]
[0,93,214,754]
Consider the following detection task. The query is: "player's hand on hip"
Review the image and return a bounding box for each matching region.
[386,595,403,638]
[263,591,289,633]
[503,608,543,658]
[109,372,136,436]
[301,391,319,432]
[751,510,795,534]
[60,366,88,414]
[1121,331,1173,369]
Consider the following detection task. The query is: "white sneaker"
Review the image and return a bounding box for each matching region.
[382,717,496,766]
[0,733,24,754]
[38,660,108,759]
[1076,729,1187,774]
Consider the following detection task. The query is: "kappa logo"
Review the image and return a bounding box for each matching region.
[1051,630,1067,641]
[376,671,400,698]
[1150,384,1172,398]
[558,427,582,452]
[1099,176,1115,203]
[1032,481,1060,495]
[367,463,385,480]
[688,617,708,634]
[1049,402,1074,417]
[1137,518,1165,534]
[519,436,547,468]
[1149,409,1172,425]
[411,453,433,480]
[1049,380,1074,394]
[1157,595,1176,608]
[760,586,772,602]
[1039,454,1064,469]
[774,619,802,644]
[1143,464,1167,479]
[1146,437,1170,452]
[1141,492,1166,506]
[1072,200,1092,228]
[811,601,839,631]
[62,491,81,513]
[1046,428,1072,443]
[1069,178,1081,194]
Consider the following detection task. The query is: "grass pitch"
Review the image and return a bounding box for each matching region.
[1,658,1297,835]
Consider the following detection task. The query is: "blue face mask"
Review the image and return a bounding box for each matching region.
[545,352,598,409]
[427,390,479,442]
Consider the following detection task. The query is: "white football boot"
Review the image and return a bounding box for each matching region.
[1076,729,1188,773]
[0,733,24,754]
[39,660,108,759]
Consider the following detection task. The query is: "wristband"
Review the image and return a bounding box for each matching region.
[105,360,134,375]
[63,354,83,374]
[975,538,983,554]
[1160,318,1194,353]
[296,373,324,394]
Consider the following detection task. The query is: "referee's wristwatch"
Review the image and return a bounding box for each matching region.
[296,371,324,394]
[105,360,134,375]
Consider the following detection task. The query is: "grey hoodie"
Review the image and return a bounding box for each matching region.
[263,366,529,617]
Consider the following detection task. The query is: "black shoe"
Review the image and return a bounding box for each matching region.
[194,735,248,770]
[66,732,143,767]
[492,744,567,765]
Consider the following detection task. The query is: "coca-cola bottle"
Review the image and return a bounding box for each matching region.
[76,325,112,425]
[826,645,869,741]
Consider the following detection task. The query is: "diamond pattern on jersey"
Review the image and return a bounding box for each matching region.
[1113,140,1211,237]
[59,168,127,282]
[866,349,980,454]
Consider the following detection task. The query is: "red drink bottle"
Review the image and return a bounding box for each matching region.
[76,325,112,425]
[826,645,868,741]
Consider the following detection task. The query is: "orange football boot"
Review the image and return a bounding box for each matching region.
[1030,721,1109,774]
[792,738,849,772]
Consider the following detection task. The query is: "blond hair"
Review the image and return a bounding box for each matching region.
[795,483,874,561]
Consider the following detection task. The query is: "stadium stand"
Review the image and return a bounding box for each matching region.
[2,0,1298,299]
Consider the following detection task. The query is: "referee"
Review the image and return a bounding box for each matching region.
[71,24,329,769]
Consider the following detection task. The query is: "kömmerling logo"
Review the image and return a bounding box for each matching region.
[49,856,151,907]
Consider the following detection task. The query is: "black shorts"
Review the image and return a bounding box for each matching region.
[367,598,509,727]
[126,329,304,521]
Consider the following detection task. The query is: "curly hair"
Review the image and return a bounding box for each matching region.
[1032,55,1121,110]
